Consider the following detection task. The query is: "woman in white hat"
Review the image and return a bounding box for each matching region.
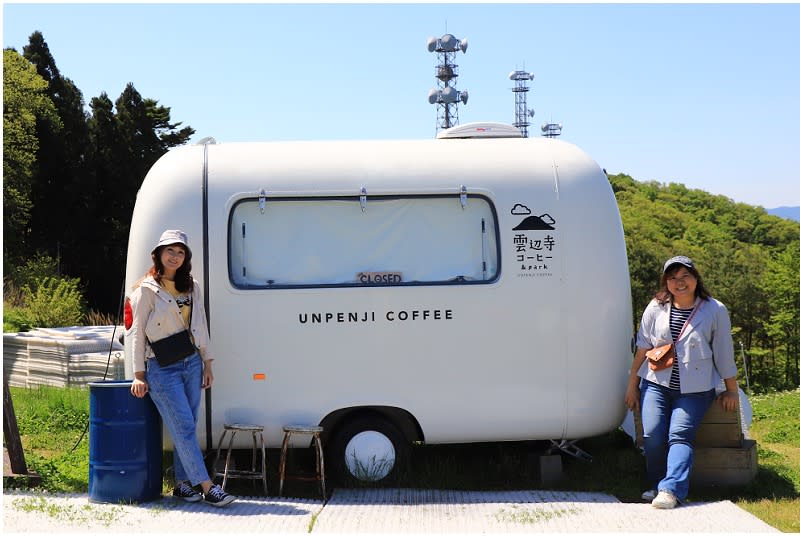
[128,230,235,507]
[624,256,738,509]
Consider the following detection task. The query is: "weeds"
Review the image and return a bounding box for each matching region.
[85,309,118,326]
[494,504,580,524]
[12,495,124,527]
[6,385,90,493]
[21,276,86,327]
[3,257,115,331]
[346,452,395,482]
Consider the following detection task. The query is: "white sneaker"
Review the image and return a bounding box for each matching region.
[640,489,657,502]
[651,490,678,509]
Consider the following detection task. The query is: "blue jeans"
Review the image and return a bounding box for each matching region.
[640,380,715,501]
[146,353,210,486]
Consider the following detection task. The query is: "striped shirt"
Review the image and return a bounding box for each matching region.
[668,305,694,390]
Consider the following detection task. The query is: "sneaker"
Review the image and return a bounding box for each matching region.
[173,481,202,502]
[640,489,657,502]
[651,489,678,509]
[204,484,236,507]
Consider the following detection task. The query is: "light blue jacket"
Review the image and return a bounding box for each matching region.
[636,297,737,393]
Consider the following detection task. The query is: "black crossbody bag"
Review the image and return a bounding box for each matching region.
[149,329,195,366]
[149,303,195,367]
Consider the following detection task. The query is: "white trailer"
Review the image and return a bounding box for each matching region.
[123,123,632,482]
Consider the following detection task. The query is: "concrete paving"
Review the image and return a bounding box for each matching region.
[2,488,778,534]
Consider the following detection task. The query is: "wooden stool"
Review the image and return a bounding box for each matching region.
[278,424,326,500]
[213,423,268,495]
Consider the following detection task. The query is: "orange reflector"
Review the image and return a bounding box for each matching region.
[253,373,266,381]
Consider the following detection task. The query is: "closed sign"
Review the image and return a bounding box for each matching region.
[357,272,403,284]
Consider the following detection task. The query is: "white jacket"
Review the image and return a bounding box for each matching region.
[128,276,212,373]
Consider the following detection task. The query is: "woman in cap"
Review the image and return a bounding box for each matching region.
[624,256,739,509]
[128,230,235,507]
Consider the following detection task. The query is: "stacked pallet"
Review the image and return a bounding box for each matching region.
[69,351,125,385]
[3,326,125,388]
[625,388,757,487]
[692,396,758,487]
[2,335,29,387]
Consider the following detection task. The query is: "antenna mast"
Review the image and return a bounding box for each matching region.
[427,33,469,134]
[509,70,535,138]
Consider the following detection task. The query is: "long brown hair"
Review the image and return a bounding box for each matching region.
[148,244,194,293]
[654,262,711,305]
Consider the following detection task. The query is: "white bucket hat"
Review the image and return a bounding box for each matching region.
[151,229,190,255]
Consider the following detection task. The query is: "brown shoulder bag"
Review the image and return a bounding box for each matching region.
[645,302,702,371]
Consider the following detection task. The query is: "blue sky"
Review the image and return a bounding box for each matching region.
[3,2,799,209]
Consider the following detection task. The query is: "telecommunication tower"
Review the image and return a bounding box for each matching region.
[541,122,563,138]
[427,33,469,133]
[509,70,535,138]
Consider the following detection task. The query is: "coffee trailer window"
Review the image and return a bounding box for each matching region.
[229,195,499,288]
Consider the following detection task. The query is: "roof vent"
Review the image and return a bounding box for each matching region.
[436,122,522,139]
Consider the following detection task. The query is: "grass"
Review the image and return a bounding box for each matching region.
[6,385,91,492]
[10,495,125,527]
[494,504,581,524]
[5,385,799,532]
[735,389,800,532]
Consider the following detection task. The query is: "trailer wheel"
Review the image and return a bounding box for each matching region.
[328,416,408,484]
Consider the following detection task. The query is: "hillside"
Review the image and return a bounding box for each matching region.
[608,173,800,392]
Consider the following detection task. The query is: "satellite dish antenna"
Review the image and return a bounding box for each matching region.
[441,86,458,103]
[460,90,469,104]
[440,33,456,51]
[460,38,468,53]
[427,36,437,52]
[541,122,563,138]
[428,88,439,104]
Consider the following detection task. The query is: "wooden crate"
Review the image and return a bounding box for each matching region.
[695,398,743,448]
[633,398,744,448]
[634,396,757,487]
[691,439,758,487]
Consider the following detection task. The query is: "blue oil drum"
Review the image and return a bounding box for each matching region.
[88,380,162,503]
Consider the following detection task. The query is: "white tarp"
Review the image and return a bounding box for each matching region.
[3,326,124,388]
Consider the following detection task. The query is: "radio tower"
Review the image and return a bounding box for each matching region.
[541,122,563,138]
[509,70,535,138]
[427,33,469,134]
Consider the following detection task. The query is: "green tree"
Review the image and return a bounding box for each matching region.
[609,172,800,390]
[12,32,195,314]
[76,84,195,312]
[2,48,60,265]
[22,31,90,281]
[701,241,771,387]
[763,242,800,387]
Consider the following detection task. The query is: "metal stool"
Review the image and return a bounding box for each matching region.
[213,423,268,495]
[278,424,326,500]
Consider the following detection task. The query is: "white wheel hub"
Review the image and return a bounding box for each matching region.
[344,430,396,481]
